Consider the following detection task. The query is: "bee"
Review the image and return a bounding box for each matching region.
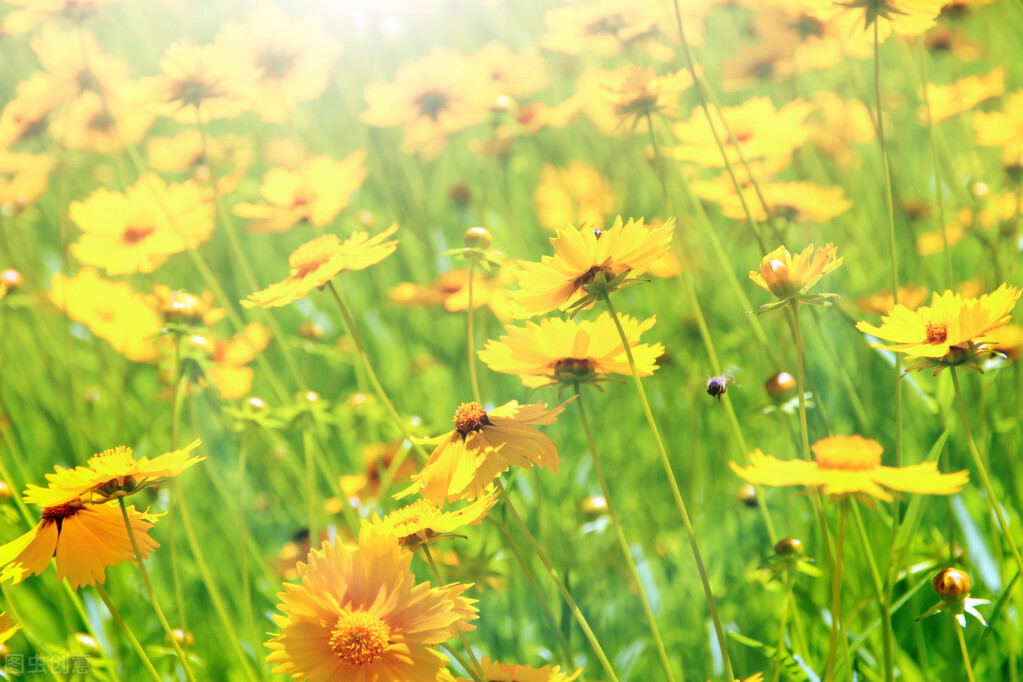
[705,367,741,404]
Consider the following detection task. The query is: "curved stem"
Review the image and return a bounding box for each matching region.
[423,546,485,682]
[824,501,848,682]
[117,498,198,682]
[467,258,482,404]
[94,584,162,682]
[574,384,679,682]
[956,625,977,682]
[495,480,619,682]
[601,291,732,681]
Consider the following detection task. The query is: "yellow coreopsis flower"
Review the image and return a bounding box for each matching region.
[692,179,852,224]
[973,89,1023,157]
[24,440,203,507]
[449,656,582,681]
[371,491,499,550]
[265,525,478,682]
[513,216,675,317]
[731,435,968,507]
[479,312,663,388]
[139,41,254,123]
[534,162,618,233]
[241,224,398,309]
[749,243,843,312]
[0,150,54,210]
[398,401,567,504]
[601,66,696,130]
[920,67,1004,125]
[856,284,1021,373]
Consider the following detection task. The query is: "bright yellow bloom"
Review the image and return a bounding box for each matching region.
[749,243,843,309]
[233,151,367,233]
[24,440,203,507]
[69,174,214,275]
[921,67,1003,125]
[479,312,663,388]
[0,500,158,589]
[857,284,930,316]
[856,284,1021,369]
[50,269,163,363]
[241,224,398,309]
[693,179,851,224]
[146,131,253,195]
[986,324,1022,362]
[973,89,1023,157]
[731,436,969,505]
[0,611,18,647]
[534,162,618,232]
[513,216,675,317]
[399,401,567,504]
[809,92,876,167]
[139,41,254,123]
[450,656,582,681]
[371,491,499,549]
[265,524,478,682]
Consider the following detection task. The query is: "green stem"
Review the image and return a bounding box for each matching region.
[601,292,733,681]
[117,498,198,682]
[495,480,619,682]
[956,625,977,682]
[771,570,796,682]
[94,584,162,682]
[850,502,894,682]
[169,338,188,629]
[467,258,482,404]
[824,501,848,682]
[423,546,485,682]
[951,368,1023,577]
[303,427,319,559]
[791,304,812,462]
[237,429,269,681]
[574,384,679,682]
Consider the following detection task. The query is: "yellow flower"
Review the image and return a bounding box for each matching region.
[812,0,946,39]
[371,491,499,550]
[50,269,163,363]
[204,324,271,399]
[398,401,567,504]
[2,0,122,34]
[241,224,399,309]
[749,243,843,310]
[856,284,1021,371]
[0,74,64,149]
[693,179,852,224]
[921,67,1004,125]
[475,42,548,98]
[146,131,254,195]
[69,174,215,275]
[986,324,1022,361]
[0,499,158,590]
[973,89,1023,157]
[388,267,515,322]
[601,66,697,129]
[24,440,203,507]
[265,524,478,682]
[139,41,254,123]
[731,436,969,506]
[0,150,53,211]
[479,312,663,388]
[534,161,618,232]
[809,92,876,167]
[0,612,20,647]
[513,216,674,317]
[212,5,342,123]
[450,656,582,681]
[541,0,682,59]
[233,151,367,233]
[149,285,224,326]
[856,284,930,316]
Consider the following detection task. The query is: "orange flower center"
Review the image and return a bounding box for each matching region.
[811,436,882,471]
[328,610,390,667]
[122,225,155,245]
[41,501,82,521]
[453,402,491,436]
[289,236,339,278]
[925,321,948,344]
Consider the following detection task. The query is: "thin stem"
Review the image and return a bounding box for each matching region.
[850,502,894,682]
[467,258,482,404]
[824,501,848,682]
[238,428,269,681]
[303,427,319,547]
[169,337,189,629]
[601,291,733,681]
[495,480,619,682]
[94,584,162,682]
[645,112,672,214]
[951,368,1023,577]
[956,625,977,682]
[771,570,796,682]
[574,384,679,682]
[117,498,198,682]
[791,304,812,462]
[423,546,485,682]
[916,41,954,289]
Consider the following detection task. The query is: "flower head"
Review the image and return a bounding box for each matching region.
[139,41,254,123]
[749,243,843,311]
[534,161,618,233]
[24,440,203,507]
[0,500,158,589]
[241,225,398,309]
[731,435,968,507]
[916,567,990,627]
[513,216,674,317]
[856,284,1020,373]
[399,401,568,504]
[449,656,582,681]
[371,491,499,550]
[265,524,478,682]
[479,312,663,389]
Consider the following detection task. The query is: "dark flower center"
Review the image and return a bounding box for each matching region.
[414,89,451,121]
[122,226,155,245]
[926,321,948,344]
[453,402,491,436]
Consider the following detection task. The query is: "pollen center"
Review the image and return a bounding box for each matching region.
[41,500,82,521]
[812,435,883,471]
[122,225,155,245]
[289,235,339,278]
[328,610,390,667]
[554,357,596,378]
[925,321,948,344]
[453,402,491,436]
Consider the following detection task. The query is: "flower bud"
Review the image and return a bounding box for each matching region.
[297,321,325,341]
[72,633,100,653]
[0,480,11,503]
[765,371,797,398]
[933,567,971,600]
[463,226,492,249]
[246,397,267,413]
[579,495,608,516]
[166,628,195,649]
[774,537,804,557]
[737,484,758,508]
[1,269,23,291]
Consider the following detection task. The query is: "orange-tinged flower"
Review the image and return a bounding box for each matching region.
[749,243,843,309]
[0,611,19,646]
[479,312,663,388]
[449,656,582,681]
[388,267,515,321]
[50,269,163,363]
[0,499,158,590]
[809,92,875,167]
[30,25,132,101]
[265,524,478,682]
[241,224,399,309]
[203,323,271,399]
[920,67,1003,125]
[233,151,367,233]
[398,401,567,504]
[856,284,1021,369]
[731,435,968,505]
[513,216,674,317]
[139,41,254,123]
[24,440,203,507]
[0,74,64,149]
[371,491,499,549]
[69,174,214,275]
[534,162,618,232]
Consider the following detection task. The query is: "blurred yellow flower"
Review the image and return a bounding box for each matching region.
[0,612,19,647]
[513,216,675,317]
[475,42,548,98]
[731,436,968,506]
[856,284,930,315]
[449,656,582,682]
[986,324,1022,361]
[534,161,617,232]
[0,151,53,210]
[812,0,946,39]
[810,92,875,167]
[139,41,254,123]
[541,0,684,59]
[398,400,567,504]
[371,491,499,549]
[204,323,271,399]
[693,178,852,224]
[749,243,843,309]
[388,267,514,321]
[601,66,697,129]
[265,524,478,682]
[233,151,367,233]
[241,225,398,309]
[921,67,1004,125]
[69,174,214,275]
[2,0,122,34]
[50,269,163,363]
[0,499,158,590]
[146,131,254,195]
[973,89,1023,157]
[479,312,663,388]
[0,74,64,148]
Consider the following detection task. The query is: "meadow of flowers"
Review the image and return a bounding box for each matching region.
[0,0,1021,680]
